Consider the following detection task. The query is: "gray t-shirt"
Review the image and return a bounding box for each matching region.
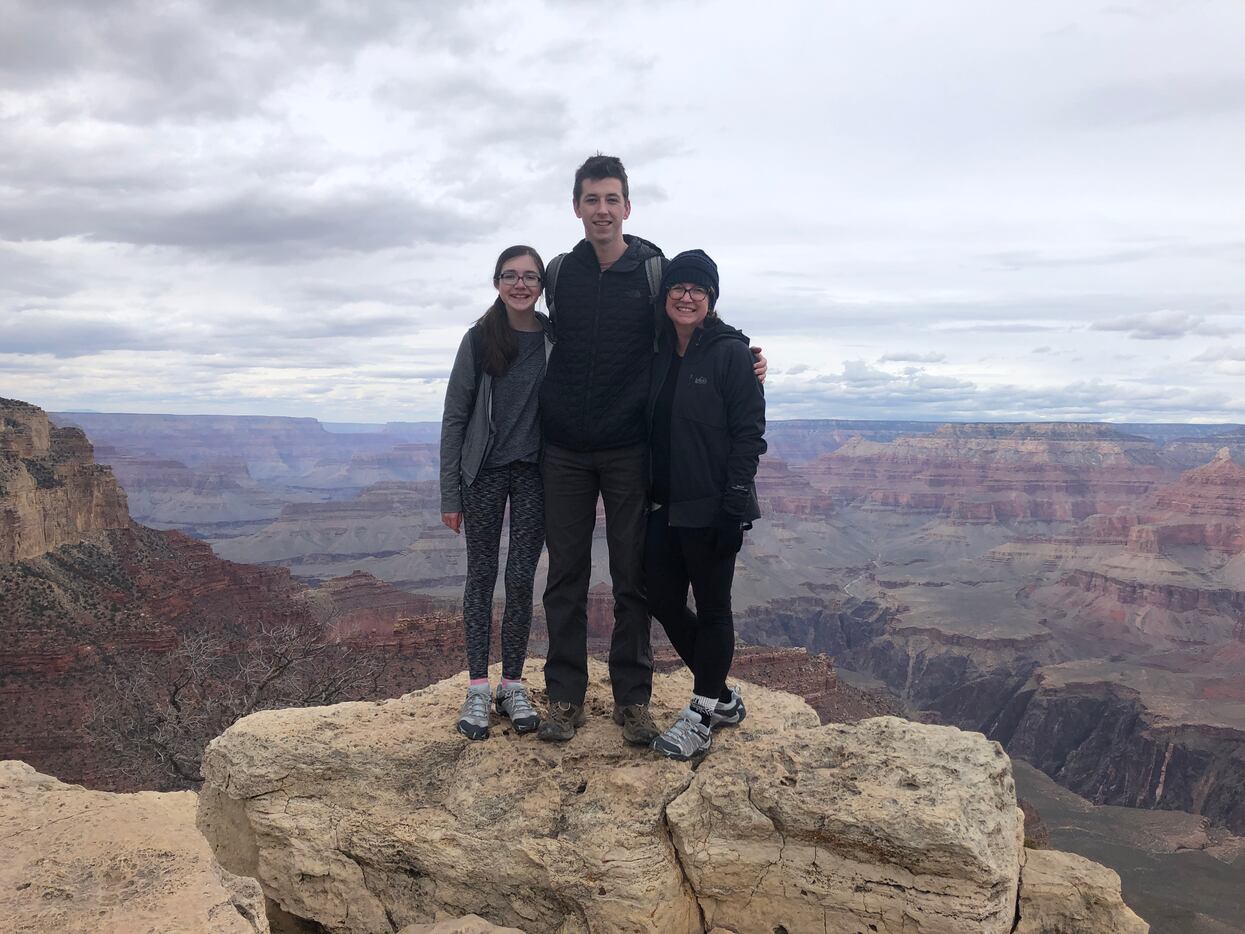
[484,328,546,468]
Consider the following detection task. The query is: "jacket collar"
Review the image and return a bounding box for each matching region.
[570,234,661,273]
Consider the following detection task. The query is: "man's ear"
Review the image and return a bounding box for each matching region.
[573,197,583,218]
[622,200,632,220]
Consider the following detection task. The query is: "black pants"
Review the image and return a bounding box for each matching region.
[541,442,652,706]
[461,461,545,681]
[644,507,736,700]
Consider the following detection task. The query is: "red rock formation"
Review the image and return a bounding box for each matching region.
[0,402,499,791]
[1059,569,1245,617]
[0,524,313,788]
[1,399,130,562]
[1162,427,1245,469]
[1028,450,1245,649]
[754,458,836,516]
[318,570,454,637]
[1124,449,1245,554]
[801,423,1178,523]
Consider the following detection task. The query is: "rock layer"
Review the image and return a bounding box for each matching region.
[0,760,268,934]
[806,422,1177,522]
[1015,849,1148,934]
[666,716,1023,932]
[1,398,129,562]
[197,661,1146,933]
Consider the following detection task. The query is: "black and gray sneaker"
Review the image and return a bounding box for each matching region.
[537,701,586,742]
[495,683,540,734]
[612,703,659,746]
[711,686,746,730]
[456,685,492,741]
[652,707,712,761]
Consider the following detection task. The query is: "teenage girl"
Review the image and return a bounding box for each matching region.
[440,245,551,739]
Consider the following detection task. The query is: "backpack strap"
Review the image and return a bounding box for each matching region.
[545,250,661,324]
[544,253,568,324]
[643,254,664,305]
[645,254,666,351]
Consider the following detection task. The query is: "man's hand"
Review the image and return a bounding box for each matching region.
[750,345,767,384]
[441,512,462,534]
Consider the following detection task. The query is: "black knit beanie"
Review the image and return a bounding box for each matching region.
[661,249,719,310]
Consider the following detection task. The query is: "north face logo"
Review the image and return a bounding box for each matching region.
[693,376,708,385]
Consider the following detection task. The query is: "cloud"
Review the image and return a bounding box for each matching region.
[0,1,470,120]
[984,246,1157,270]
[878,351,947,363]
[1,186,487,259]
[1090,310,1238,340]
[0,246,80,299]
[829,360,975,395]
[932,321,1069,333]
[0,315,156,358]
[2,0,1245,423]
[1192,345,1245,363]
[770,368,1239,423]
[1064,73,1245,128]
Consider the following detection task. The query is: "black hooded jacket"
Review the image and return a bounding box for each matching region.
[540,235,665,451]
[647,317,766,527]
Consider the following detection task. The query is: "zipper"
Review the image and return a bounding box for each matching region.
[647,343,671,491]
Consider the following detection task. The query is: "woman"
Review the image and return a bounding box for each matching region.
[440,245,552,740]
[644,249,766,760]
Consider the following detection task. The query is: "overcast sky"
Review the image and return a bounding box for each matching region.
[3,0,1244,423]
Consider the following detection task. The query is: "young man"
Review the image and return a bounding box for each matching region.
[538,155,764,744]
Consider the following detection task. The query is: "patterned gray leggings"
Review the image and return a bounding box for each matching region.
[461,460,545,681]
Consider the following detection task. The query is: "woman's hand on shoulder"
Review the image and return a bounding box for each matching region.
[441,512,462,534]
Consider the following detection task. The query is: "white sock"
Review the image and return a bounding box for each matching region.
[690,694,717,725]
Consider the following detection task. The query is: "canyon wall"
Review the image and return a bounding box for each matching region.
[804,422,1180,521]
[1,398,130,562]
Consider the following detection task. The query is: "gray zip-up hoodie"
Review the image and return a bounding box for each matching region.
[439,315,553,513]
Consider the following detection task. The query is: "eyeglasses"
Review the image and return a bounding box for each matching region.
[498,271,543,286]
[668,285,709,301]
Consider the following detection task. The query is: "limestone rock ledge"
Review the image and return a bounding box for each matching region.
[1015,849,1148,934]
[198,659,1148,933]
[0,760,267,933]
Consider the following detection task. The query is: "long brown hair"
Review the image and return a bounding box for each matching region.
[476,244,545,377]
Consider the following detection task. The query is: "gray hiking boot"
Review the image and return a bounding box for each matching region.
[495,683,540,734]
[612,703,659,746]
[456,685,492,741]
[652,707,712,761]
[711,685,747,730]
[538,701,585,742]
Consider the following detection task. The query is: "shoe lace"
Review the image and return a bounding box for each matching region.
[622,704,655,729]
[664,712,706,747]
[550,701,579,724]
[462,691,490,721]
[502,686,536,718]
